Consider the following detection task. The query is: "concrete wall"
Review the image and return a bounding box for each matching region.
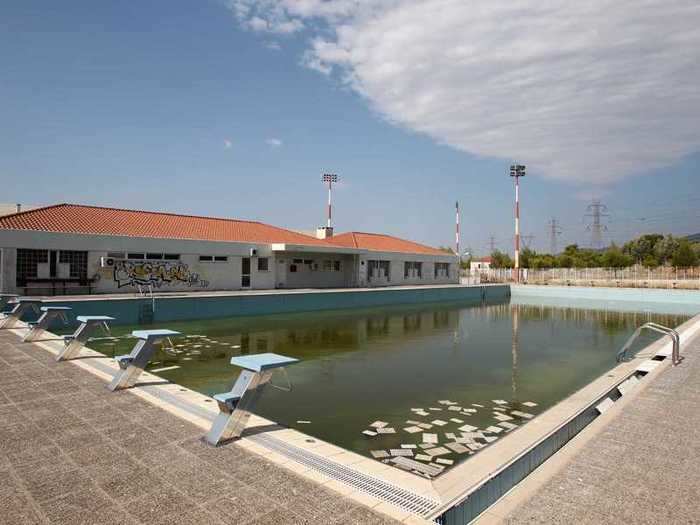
[359,252,458,288]
[277,252,355,289]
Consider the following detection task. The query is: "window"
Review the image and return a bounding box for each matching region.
[58,251,88,280]
[199,255,228,262]
[199,255,213,262]
[214,256,228,262]
[404,261,423,279]
[127,253,145,260]
[333,260,342,272]
[289,264,297,273]
[322,260,332,272]
[435,262,450,278]
[16,249,48,286]
[368,260,390,282]
[146,253,163,260]
[293,258,303,264]
[163,254,180,260]
[107,251,125,259]
[257,257,269,271]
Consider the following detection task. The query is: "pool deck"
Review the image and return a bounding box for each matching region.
[477,326,700,524]
[0,330,408,525]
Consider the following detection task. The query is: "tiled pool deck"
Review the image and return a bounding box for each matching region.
[478,328,700,524]
[0,331,403,525]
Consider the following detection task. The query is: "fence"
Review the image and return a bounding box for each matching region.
[464,266,700,290]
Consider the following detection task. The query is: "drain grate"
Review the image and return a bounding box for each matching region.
[249,433,440,518]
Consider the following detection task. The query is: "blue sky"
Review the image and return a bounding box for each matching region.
[1,0,698,255]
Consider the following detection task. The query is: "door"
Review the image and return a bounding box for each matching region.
[241,257,251,288]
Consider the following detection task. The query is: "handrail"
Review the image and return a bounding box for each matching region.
[136,284,156,313]
[616,322,681,366]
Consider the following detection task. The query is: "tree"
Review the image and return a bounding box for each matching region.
[601,244,633,268]
[672,241,698,267]
[655,235,680,265]
[490,250,514,268]
[623,234,663,263]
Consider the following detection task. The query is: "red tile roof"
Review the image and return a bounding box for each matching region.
[328,231,449,256]
[0,204,334,246]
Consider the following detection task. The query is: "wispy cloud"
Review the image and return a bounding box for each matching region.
[266,137,283,147]
[228,1,700,185]
[264,41,281,51]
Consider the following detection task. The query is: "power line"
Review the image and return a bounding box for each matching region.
[487,235,498,253]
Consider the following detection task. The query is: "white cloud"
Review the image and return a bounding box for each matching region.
[228,0,700,185]
[266,137,283,147]
[264,40,282,51]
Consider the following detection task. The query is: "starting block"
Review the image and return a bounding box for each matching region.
[23,306,72,342]
[57,315,115,361]
[206,353,299,445]
[0,299,43,329]
[0,294,19,313]
[108,329,180,391]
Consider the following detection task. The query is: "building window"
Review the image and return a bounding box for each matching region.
[58,251,88,280]
[289,264,297,273]
[107,251,125,259]
[435,262,450,278]
[322,260,332,272]
[163,253,180,260]
[16,249,48,286]
[200,255,228,262]
[127,253,145,260]
[257,257,269,271]
[404,261,422,279]
[334,260,342,272]
[146,253,163,260]
[368,260,390,281]
[214,256,228,262]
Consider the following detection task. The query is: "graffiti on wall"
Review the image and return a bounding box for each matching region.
[113,261,209,289]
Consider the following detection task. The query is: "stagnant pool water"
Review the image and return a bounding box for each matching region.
[84,296,692,475]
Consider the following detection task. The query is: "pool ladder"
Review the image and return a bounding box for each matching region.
[137,285,155,324]
[616,322,681,366]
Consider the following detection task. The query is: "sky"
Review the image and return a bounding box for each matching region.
[1,0,698,255]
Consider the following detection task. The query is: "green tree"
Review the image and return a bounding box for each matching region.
[490,250,514,268]
[601,244,633,268]
[671,241,698,267]
[655,235,680,265]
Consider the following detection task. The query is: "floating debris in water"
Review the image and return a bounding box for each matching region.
[232,345,241,349]
[414,410,430,416]
[493,413,513,422]
[458,424,478,433]
[493,400,508,405]
[150,365,180,373]
[485,425,503,434]
[428,407,442,411]
[296,420,311,424]
[445,432,456,440]
[511,411,535,419]
[390,449,413,457]
[182,357,192,361]
[406,419,422,425]
[425,446,450,457]
[403,426,422,434]
[522,401,538,408]
[417,423,433,430]
[445,442,469,454]
[400,444,417,449]
[423,433,438,444]
[472,403,484,408]
[431,420,448,427]
[449,418,464,424]
[415,453,432,462]
[498,421,518,431]
[362,430,377,437]
[371,450,390,459]
[438,400,457,405]
[483,436,498,443]
[436,458,454,466]
[376,427,396,434]
[369,421,388,429]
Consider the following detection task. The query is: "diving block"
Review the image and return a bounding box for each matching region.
[23,306,72,342]
[0,294,19,313]
[206,353,299,445]
[0,299,43,329]
[57,315,115,361]
[108,329,180,391]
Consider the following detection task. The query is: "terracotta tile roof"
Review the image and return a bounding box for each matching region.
[0,204,334,246]
[328,231,449,256]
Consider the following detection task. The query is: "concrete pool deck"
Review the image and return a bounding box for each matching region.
[0,330,409,525]
[476,324,700,524]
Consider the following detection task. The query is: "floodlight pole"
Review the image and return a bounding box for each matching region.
[510,164,526,282]
[455,201,460,256]
[322,173,338,228]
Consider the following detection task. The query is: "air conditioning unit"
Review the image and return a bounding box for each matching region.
[100,257,115,268]
[249,248,258,257]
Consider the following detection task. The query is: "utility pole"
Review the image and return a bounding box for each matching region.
[488,235,498,253]
[455,201,460,256]
[510,164,526,282]
[548,218,562,254]
[521,234,535,250]
[322,173,338,229]
[585,200,609,249]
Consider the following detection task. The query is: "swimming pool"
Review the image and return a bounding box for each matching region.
[80,293,694,477]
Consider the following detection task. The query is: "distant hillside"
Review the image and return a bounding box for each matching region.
[686,233,700,242]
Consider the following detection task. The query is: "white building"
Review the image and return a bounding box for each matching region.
[470,257,492,272]
[0,204,459,295]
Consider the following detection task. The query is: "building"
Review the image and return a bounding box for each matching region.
[470,256,492,272]
[0,204,459,295]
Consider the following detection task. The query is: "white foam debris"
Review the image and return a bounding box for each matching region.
[428,407,442,411]
[182,357,192,361]
[493,407,507,412]
[511,411,534,419]
[371,450,390,459]
[150,366,180,373]
[455,437,475,444]
[431,420,448,427]
[472,403,484,408]
[462,408,477,413]
[369,421,388,429]
[493,400,508,405]
[448,406,463,412]
[403,426,422,434]
[449,418,464,424]
[461,431,485,439]
[417,423,433,430]
[498,421,518,431]
[362,430,377,437]
[415,454,432,462]
[376,428,396,434]
[484,436,498,443]
[485,425,503,434]
[423,433,438,444]
[390,449,414,457]
[406,420,422,425]
[494,413,513,422]
[426,447,451,457]
[445,442,469,454]
[438,400,454,405]
[401,444,417,449]
[413,410,430,416]
[232,345,241,349]
[436,458,454,465]
[458,424,478,433]
[522,401,538,408]
[296,420,311,424]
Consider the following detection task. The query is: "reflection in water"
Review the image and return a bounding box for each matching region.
[85,297,692,469]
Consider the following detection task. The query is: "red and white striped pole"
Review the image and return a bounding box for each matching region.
[455,201,460,256]
[510,164,526,282]
[322,173,338,228]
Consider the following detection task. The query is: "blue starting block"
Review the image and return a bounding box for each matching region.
[23,306,72,342]
[0,299,43,330]
[57,315,115,361]
[108,329,180,391]
[206,353,299,445]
